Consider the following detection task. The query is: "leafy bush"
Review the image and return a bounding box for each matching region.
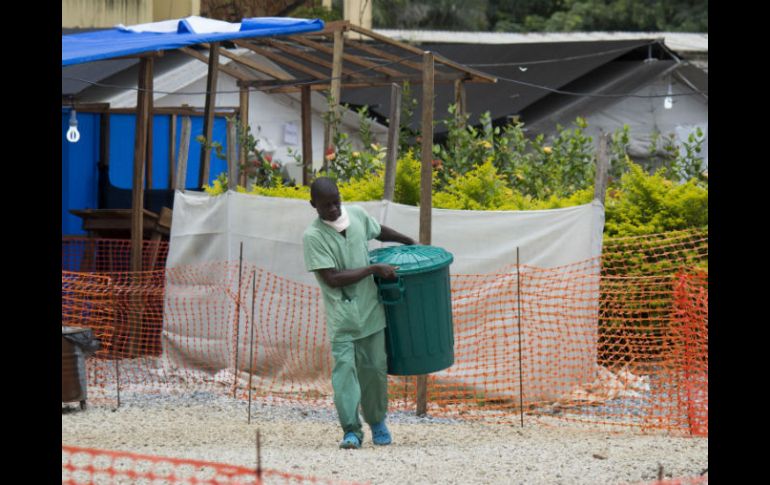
[203,106,707,239]
[604,163,708,237]
[433,159,513,210]
[393,149,422,206]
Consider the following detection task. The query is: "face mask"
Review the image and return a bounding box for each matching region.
[321,205,350,232]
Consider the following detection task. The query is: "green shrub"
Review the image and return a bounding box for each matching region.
[338,171,384,201]
[246,183,310,200]
[433,160,514,210]
[604,163,708,237]
[394,149,422,206]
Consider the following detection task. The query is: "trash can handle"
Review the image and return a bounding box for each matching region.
[378,277,405,306]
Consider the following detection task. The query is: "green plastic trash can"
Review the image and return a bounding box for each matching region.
[369,245,454,375]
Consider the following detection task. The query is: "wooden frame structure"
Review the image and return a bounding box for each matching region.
[64,21,497,404]
[178,21,496,183]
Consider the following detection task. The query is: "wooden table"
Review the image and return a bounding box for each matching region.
[69,208,173,271]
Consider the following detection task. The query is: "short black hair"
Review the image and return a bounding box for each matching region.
[310,177,339,200]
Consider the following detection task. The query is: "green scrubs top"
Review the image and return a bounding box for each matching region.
[303,205,387,342]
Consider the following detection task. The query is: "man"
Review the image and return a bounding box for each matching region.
[303,177,416,449]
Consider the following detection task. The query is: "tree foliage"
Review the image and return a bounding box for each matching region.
[373,0,707,32]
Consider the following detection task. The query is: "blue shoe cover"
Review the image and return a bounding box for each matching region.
[370,421,392,446]
[339,432,361,449]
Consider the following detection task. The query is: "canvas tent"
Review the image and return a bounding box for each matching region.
[339,37,708,169]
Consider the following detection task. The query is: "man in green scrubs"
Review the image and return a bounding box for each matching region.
[303,177,415,449]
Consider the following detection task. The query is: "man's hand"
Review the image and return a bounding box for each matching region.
[370,263,399,280]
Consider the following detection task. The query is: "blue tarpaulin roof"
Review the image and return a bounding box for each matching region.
[62,16,324,66]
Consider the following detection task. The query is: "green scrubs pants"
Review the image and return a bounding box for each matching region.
[330,329,388,441]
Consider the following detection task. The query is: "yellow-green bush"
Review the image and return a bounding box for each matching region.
[604,163,708,237]
[204,159,707,238]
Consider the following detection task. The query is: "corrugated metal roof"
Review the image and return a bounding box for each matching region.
[373,30,707,54]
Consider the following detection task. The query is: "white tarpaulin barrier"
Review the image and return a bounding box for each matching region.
[163,191,604,403]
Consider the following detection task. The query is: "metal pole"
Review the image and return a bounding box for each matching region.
[516,247,524,427]
[248,270,257,424]
[233,242,244,398]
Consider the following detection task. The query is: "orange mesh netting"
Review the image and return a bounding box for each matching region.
[62,445,367,485]
[629,476,708,485]
[63,237,169,273]
[62,230,707,436]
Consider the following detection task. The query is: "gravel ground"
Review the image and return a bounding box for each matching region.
[62,388,707,485]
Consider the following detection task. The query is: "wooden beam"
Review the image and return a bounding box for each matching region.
[594,132,610,204]
[112,51,165,62]
[262,38,366,80]
[227,118,238,191]
[417,51,434,417]
[419,52,434,253]
[198,42,220,188]
[239,87,250,187]
[324,30,344,167]
[64,102,110,113]
[108,107,237,116]
[347,24,497,83]
[179,46,251,82]
[131,57,152,273]
[301,85,313,186]
[384,83,401,202]
[243,73,467,94]
[312,19,350,35]
[208,44,291,81]
[344,38,424,71]
[145,72,154,190]
[454,79,466,127]
[289,35,405,78]
[233,40,328,79]
[169,114,177,189]
[175,116,191,190]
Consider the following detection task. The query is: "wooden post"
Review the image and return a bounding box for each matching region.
[131,57,152,273]
[227,118,238,190]
[384,83,402,201]
[594,132,610,204]
[454,79,466,123]
[239,86,250,187]
[169,114,177,189]
[175,116,191,190]
[129,56,153,358]
[301,85,313,186]
[323,29,344,169]
[145,72,154,191]
[199,42,220,188]
[417,51,434,417]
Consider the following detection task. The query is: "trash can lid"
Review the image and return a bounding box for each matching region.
[369,245,453,275]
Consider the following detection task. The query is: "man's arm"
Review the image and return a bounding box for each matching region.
[316,264,398,288]
[376,225,416,246]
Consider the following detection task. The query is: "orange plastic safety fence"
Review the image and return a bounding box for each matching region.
[63,237,169,273]
[628,476,708,485]
[601,229,708,276]
[62,445,368,485]
[62,231,707,436]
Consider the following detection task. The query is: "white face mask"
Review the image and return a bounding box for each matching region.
[321,205,350,232]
